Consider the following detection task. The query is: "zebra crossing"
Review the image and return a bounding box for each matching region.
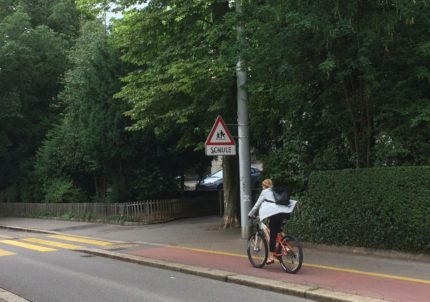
[0,234,114,257]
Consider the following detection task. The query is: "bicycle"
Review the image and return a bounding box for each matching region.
[247,217,303,273]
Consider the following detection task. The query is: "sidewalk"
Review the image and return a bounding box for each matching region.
[1,216,429,302]
[0,287,28,302]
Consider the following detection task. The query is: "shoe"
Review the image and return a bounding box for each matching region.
[266,259,275,265]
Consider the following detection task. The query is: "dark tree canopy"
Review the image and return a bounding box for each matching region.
[0,1,79,201]
[1,1,429,211]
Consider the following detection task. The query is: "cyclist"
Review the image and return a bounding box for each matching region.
[248,178,297,264]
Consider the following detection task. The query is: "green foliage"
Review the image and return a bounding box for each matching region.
[36,19,186,201]
[0,1,77,201]
[61,212,74,219]
[76,0,112,16]
[2,0,430,228]
[260,140,309,194]
[291,167,430,253]
[43,178,86,203]
[36,20,128,201]
[113,0,236,149]
[128,164,176,198]
[104,0,233,199]
[244,0,430,171]
[61,211,96,221]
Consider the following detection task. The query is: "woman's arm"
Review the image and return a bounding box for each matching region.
[248,190,267,217]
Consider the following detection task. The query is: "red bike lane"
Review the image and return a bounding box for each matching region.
[127,244,430,302]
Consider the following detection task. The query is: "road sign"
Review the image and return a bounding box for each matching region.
[205,116,236,156]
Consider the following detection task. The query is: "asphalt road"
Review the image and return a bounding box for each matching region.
[0,229,312,302]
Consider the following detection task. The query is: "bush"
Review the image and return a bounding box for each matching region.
[43,178,86,203]
[289,166,430,254]
[261,144,309,195]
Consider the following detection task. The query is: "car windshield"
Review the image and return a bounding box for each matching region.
[209,168,258,179]
[210,170,223,178]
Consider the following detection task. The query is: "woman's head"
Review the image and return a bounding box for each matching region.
[262,179,273,189]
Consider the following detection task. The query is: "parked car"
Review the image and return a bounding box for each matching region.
[195,167,261,191]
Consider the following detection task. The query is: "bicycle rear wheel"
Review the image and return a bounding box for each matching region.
[247,232,268,268]
[277,235,303,273]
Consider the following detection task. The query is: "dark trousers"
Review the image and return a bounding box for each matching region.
[268,213,290,252]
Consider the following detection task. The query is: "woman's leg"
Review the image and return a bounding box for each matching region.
[268,213,289,261]
[269,213,283,252]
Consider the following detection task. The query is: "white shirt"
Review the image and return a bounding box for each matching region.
[248,188,298,221]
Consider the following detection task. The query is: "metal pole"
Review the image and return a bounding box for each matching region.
[236,0,252,239]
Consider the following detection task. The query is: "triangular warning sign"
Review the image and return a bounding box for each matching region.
[205,116,235,145]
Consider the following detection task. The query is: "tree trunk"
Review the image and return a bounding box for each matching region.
[222,155,240,228]
[343,77,374,168]
[94,174,107,201]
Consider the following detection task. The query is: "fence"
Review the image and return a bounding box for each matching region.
[0,195,219,224]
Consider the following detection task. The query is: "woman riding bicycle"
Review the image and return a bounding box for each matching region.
[248,179,297,265]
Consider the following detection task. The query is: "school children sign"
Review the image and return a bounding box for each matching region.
[205,116,236,156]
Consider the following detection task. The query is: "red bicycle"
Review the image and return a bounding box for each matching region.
[247,217,303,273]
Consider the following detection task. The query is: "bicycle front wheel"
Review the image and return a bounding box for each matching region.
[277,235,303,273]
[247,231,268,268]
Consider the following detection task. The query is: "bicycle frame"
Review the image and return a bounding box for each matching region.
[258,220,270,243]
[248,216,303,273]
[273,233,290,257]
[257,219,290,257]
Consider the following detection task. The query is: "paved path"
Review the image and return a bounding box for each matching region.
[0,217,429,302]
[0,287,28,302]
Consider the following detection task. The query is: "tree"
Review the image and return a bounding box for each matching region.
[59,20,126,200]
[242,0,430,188]
[36,19,184,202]
[0,3,73,201]
[36,20,128,201]
[111,0,242,224]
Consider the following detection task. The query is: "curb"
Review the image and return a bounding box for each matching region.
[0,225,125,245]
[0,225,52,234]
[2,224,428,264]
[75,247,386,302]
[0,288,29,302]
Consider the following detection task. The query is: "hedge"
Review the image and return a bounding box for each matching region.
[287,166,430,254]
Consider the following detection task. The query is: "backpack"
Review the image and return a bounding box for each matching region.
[272,187,290,206]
